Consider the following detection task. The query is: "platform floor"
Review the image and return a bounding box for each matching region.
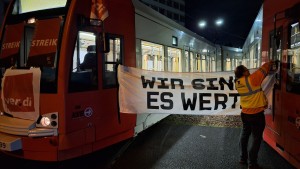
[110,119,296,169]
[0,117,296,169]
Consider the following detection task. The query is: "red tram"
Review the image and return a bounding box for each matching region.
[0,0,216,161]
[1,0,299,167]
[0,0,138,161]
[262,0,300,168]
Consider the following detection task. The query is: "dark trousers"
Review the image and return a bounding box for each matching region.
[239,111,265,165]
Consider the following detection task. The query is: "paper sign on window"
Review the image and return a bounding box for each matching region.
[1,68,41,120]
[27,18,61,67]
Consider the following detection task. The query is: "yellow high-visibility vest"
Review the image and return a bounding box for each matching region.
[235,76,267,108]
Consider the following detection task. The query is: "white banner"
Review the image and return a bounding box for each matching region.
[118,65,275,115]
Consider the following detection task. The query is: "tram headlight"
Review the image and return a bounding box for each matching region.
[41,117,51,126]
[36,112,58,128]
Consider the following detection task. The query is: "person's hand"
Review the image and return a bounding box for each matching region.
[269,60,278,72]
[268,60,275,69]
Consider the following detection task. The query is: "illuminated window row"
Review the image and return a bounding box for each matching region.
[140,41,216,72]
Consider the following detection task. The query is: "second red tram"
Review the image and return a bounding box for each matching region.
[262,0,300,168]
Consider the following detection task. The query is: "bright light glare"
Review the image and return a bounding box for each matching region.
[41,117,51,126]
[215,19,224,26]
[198,21,206,28]
[27,18,36,24]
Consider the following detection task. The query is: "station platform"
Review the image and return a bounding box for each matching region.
[110,116,296,169]
[0,115,296,169]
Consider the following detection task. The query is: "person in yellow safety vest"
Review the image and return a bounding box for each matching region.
[234,60,274,169]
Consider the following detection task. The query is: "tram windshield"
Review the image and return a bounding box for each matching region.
[12,0,67,15]
[0,0,69,93]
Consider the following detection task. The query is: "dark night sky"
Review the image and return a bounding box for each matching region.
[185,0,263,48]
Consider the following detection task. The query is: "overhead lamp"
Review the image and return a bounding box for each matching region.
[215,18,224,26]
[198,21,206,28]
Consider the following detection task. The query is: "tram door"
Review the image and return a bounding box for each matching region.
[68,30,99,148]
[264,29,284,148]
[284,46,300,162]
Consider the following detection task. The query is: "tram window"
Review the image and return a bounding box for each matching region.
[201,54,206,72]
[287,48,300,94]
[172,36,178,46]
[287,22,300,94]
[0,18,61,93]
[141,41,164,71]
[103,34,123,88]
[226,58,231,71]
[69,31,98,92]
[211,57,216,72]
[168,47,182,72]
[190,52,194,72]
[184,51,189,72]
[288,23,300,93]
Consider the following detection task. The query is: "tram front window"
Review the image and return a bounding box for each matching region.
[0,0,69,93]
[0,17,62,93]
[12,0,67,14]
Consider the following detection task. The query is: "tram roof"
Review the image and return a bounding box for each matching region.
[132,0,215,47]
